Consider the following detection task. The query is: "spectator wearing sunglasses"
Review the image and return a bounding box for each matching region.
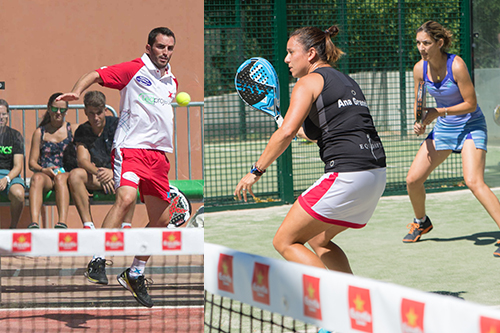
[27,92,78,228]
[0,99,25,229]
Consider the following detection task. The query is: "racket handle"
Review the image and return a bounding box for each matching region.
[274,115,298,140]
[275,115,284,127]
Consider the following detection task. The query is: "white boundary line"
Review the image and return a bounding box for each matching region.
[0,305,204,312]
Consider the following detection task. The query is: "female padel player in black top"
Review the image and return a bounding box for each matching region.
[235,25,386,274]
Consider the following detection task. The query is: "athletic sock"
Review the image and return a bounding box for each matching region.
[415,216,427,225]
[129,258,147,278]
[93,255,105,260]
[83,222,95,229]
[121,222,132,229]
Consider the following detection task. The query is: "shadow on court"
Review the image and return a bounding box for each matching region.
[430,291,467,300]
[0,307,203,332]
[0,312,148,329]
[419,230,500,246]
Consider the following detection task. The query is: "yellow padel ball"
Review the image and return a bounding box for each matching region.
[176,92,191,106]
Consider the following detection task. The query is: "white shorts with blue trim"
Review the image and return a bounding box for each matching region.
[298,168,386,229]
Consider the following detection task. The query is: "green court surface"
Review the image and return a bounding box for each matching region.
[205,187,500,308]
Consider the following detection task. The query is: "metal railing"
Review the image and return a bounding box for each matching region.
[173,102,204,180]
[9,104,117,185]
[8,102,203,186]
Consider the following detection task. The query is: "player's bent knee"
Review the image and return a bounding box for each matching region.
[115,194,136,210]
[464,178,484,193]
[406,175,423,188]
[272,234,286,255]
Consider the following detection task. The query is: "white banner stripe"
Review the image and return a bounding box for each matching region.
[0,229,203,256]
[205,242,500,333]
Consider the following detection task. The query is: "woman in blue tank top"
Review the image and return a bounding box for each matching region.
[403,21,500,257]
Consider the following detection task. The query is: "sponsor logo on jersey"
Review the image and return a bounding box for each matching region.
[58,232,78,252]
[401,298,425,333]
[348,286,373,332]
[139,93,169,106]
[217,254,234,293]
[303,274,322,320]
[105,231,124,251]
[252,262,270,305]
[163,231,182,250]
[136,76,153,87]
[12,233,31,252]
[359,142,383,150]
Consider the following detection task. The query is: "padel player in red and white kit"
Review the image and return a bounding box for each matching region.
[235,25,386,280]
[57,27,177,308]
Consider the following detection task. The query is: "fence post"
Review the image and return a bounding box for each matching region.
[398,0,407,140]
[275,0,294,204]
[463,0,474,82]
[337,0,350,74]
[236,1,247,141]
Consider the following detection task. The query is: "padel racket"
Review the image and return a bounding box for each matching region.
[416,80,426,123]
[494,105,500,126]
[168,185,192,228]
[235,57,283,127]
[186,206,204,228]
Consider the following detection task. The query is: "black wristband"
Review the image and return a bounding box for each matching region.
[250,163,266,176]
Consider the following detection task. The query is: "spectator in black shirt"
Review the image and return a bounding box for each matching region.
[0,99,25,229]
[68,91,135,229]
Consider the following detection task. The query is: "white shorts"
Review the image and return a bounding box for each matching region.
[298,168,386,228]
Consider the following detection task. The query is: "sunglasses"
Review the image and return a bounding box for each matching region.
[51,106,68,113]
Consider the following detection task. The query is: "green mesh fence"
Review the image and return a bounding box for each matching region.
[205,0,471,211]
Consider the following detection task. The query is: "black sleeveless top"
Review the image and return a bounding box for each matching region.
[303,67,386,173]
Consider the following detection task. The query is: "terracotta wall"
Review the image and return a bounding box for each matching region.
[0,0,203,228]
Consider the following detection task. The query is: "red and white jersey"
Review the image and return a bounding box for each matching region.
[96,53,178,152]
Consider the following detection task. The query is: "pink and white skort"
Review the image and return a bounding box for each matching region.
[298,168,386,229]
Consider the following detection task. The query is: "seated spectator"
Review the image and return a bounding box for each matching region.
[0,99,25,229]
[68,91,135,229]
[28,93,78,229]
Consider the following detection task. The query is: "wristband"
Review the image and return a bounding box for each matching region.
[250,163,266,176]
[5,176,11,185]
[443,107,448,118]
